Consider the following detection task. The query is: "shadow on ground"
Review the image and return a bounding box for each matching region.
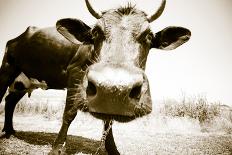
[12,131,106,154]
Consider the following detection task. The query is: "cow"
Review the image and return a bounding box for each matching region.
[0,0,191,154]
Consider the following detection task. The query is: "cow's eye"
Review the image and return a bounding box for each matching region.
[137,29,153,44]
[145,33,153,42]
[92,27,105,41]
[92,30,99,39]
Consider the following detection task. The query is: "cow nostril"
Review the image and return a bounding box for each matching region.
[86,81,97,97]
[129,84,142,99]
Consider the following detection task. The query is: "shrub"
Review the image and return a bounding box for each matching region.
[161,95,221,124]
[12,96,65,120]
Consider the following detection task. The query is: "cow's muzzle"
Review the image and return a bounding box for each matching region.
[85,65,152,122]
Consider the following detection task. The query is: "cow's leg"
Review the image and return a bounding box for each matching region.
[0,62,20,103]
[49,93,78,154]
[104,121,120,155]
[49,66,85,155]
[50,88,79,154]
[2,91,26,137]
[0,61,21,137]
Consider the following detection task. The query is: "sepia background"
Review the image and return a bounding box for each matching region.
[0,0,231,105]
[0,1,232,154]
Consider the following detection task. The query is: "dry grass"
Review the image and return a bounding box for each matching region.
[0,91,65,120]
[1,93,232,134]
[0,126,231,155]
[160,96,221,122]
[14,97,65,120]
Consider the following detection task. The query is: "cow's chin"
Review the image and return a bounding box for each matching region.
[90,112,136,122]
[86,103,152,123]
[80,102,152,122]
[83,96,153,122]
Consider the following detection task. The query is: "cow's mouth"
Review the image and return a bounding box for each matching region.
[90,112,136,122]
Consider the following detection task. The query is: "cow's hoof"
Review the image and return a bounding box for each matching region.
[48,145,67,155]
[0,133,12,139]
[0,130,15,139]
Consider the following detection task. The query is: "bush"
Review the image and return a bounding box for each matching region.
[161,96,221,124]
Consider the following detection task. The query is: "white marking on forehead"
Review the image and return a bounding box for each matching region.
[121,16,129,28]
[96,8,148,36]
[100,18,140,63]
[89,66,143,87]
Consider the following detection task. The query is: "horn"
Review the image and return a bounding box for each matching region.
[85,0,102,19]
[147,0,166,23]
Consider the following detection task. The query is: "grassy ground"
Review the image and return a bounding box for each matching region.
[0,114,232,155]
[0,131,106,155]
[0,92,232,154]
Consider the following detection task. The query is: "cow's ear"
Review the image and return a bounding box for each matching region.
[151,26,191,50]
[56,18,93,44]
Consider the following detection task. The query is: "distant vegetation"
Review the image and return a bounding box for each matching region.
[160,95,232,134]
[161,96,221,123]
[0,92,65,120]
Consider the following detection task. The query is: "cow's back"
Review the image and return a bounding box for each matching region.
[6,26,80,89]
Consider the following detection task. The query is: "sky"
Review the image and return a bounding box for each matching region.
[0,0,231,105]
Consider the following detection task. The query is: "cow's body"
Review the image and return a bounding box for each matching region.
[6,26,80,89]
[0,0,191,154]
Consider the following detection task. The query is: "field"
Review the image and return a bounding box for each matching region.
[0,91,232,155]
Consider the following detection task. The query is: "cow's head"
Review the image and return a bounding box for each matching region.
[56,0,191,122]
